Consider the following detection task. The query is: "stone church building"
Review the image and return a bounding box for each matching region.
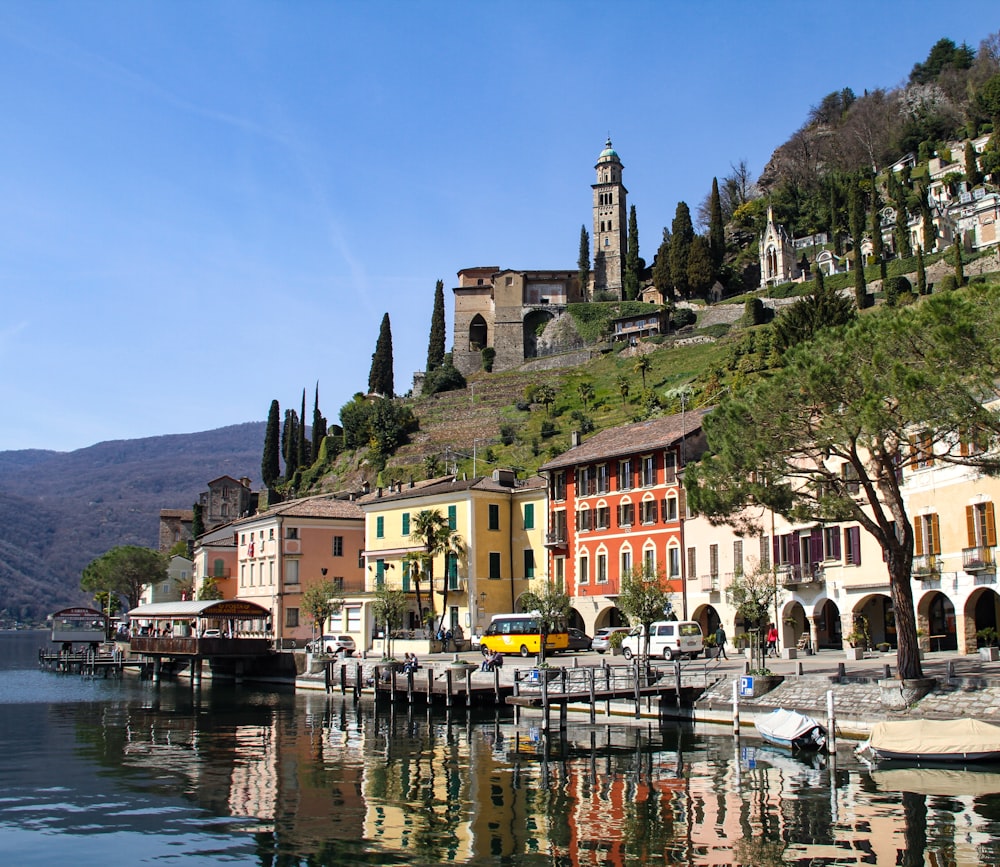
[451,139,629,376]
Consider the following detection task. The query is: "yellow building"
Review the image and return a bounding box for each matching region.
[357,471,547,648]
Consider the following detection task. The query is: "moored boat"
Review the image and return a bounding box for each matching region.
[856,718,1000,763]
[754,708,827,751]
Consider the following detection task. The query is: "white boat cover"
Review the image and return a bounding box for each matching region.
[756,708,823,742]
[867,718,1000,757]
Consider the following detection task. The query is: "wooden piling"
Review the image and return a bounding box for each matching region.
[445,669,453,709]
[587,669,596,724]
[826,689,837,755]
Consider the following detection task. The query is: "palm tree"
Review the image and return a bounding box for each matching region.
[409,509,464,636]
[634,355,651,390]
[616,374,630,408]
[577,380,594,409]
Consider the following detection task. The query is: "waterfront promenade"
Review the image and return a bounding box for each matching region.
[298,646,1000,739]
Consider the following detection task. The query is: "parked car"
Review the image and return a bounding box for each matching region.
[621,621,703,660]
[591,626,631,654]
[307,635,356,655]
[566,627,593,652]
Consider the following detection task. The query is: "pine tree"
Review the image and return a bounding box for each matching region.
[282,408,299,479]
[577,225,590,299]
[426,280,446,374]
[669,202,694,300]
[623,205,640,300]
[651,229,672,302]
[369,312,395,397]
[311,383,327,461]
[916,247,927,295]
[262,399,281,488]
[298,389,309,468]
[708,177,725,271]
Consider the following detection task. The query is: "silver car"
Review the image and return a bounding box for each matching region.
[591,626,630,654]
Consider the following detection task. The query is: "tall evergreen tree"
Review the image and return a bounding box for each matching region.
[651,229,672,301]
[953,239,965,287]
[853,244,867,308]
[368,313,395,397]
[708,177,725,271]
[916,246,927,295]
[577,225,590,299]
[298,389,309,468]
[889,169,912,259]
[623,204,640,300]
[669,202,694,300]
[282,408,299,480]
[829,183,843,255]
[687,235,714,298]
[311,383,327,461]
[869,186,886,283]
[426,280,446,374]
[262,399,281,488]
[965,139,983,187]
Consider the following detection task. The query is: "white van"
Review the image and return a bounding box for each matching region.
[621,621,703,660]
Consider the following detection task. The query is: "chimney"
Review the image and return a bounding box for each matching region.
[362,481,370,494]
[492,468,516,487]
[571,431,581,447]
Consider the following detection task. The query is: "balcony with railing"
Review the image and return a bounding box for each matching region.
[434,577,465,593]
[700,574,719,593]
[963,545,996,573]
[911,554,939,579]
[545,521,568,548]
[779,564,825,587]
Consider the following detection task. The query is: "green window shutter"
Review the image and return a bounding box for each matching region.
[489,503,500,530]
[402,512,410,536]
[524,503,534,530]
[524,549,535,578]
[402,567,410,592]
[376,516,384,538]
[489,552,501,579]
[448,504,457,530]
[376,559,385,587]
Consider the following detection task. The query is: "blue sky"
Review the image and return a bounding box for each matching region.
[1,2,996,455]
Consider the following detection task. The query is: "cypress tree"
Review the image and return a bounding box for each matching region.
[577,226,590,299]
[298,389,309,468]
[262,399,281,488]
[623,204,640,300]
[368,312,395,397]
[651,229,672,302]
[282,408,299,479]
[426,280,446,373]
[953,240,965,287]
[709,177,725,271]
[916,247,927,295]
[869,186,886,283]
[830,184,842,255]
[686,235,713,299]
[311,383,327,460]
[853,245,867,308]
[669,202,694,300]
[965,139,982,186]
[191,503,205,538]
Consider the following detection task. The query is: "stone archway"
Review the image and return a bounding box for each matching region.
[964,587,1000,654]
[522,309,555,358]
[813,598,842,649]
[468,314,488,352]
[690,603,721,639]
[781,601,809,650]
[917,590,957,652]
[567,607,586,632]
[852,594,895,649]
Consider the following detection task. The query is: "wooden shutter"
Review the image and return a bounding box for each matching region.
[931,514,941,555]
[967,505,977,547]
[849,527,861,565]
[914,518,924,557]
[988,503,997,547]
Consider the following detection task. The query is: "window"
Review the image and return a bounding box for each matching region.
[709,544,719,579]
[488,503,500,530]
[358,549,364,569]
[402,512,410,535]
[347,606,361,632]
[286,527,299,540]
[269,528,274,539]
[618,459,632,491]
[759,535,770,570]
[240,534,246,544]
[967,502,997,546]
[594,505,610,529]
[840,462,860,495]
[844,526,862,566]
[733,540,743,576]
[687,547,697,578]
[448,505,457,530]
[579,554,589,584]
[554,556,565,585]
[552,472,567,501]
[489,552,501,579]
[596,553,608,584]
[668,546,681,578]
[663,452,677,484]
[621,549,632,578]
[914,513,941,557]
[249,564,254,586]
[640,500,657,524]
[375,559,385,587]
[376,516,384,539]
[285,608,299,628]
[212,558,225,577]
[643,549,655,573]
[641,454,656,487]
[909,431,934,469]
[596,464,609,494]
[332,536,344,557]
[446,553,459,589]
[823,527,841,560]
[524,549,535,578]
[618,502,635,527]
[661,496,678,522]
[523,503,535,530]
[285,560,300,585]
[576,466,594,496]
[576,508,593,532]
[332,577,344,592]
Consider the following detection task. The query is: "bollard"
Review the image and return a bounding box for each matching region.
[675,659,682,708]
[493,664,501,706]
[588,668,596,724]
[883,663,891,680]
[512,670,521,725]
[796,661,803,676]
[837,662,846,680]
[355,661,362,700]
[407,670,414,705]
[732,679,740,735]
[465,666,473,709]
[826,689,837,755]
[340,663,347,695]
[445,669,453,710]
[948,660,955,681]
[427,666,434,703]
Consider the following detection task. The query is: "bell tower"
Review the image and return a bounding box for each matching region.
[592,138,628,299]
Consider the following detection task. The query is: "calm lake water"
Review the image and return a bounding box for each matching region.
[3,631,1000,865]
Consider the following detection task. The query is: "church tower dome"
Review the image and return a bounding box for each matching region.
[592,138,628,299]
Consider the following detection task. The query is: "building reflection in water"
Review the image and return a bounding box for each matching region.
[93,687,1000,866]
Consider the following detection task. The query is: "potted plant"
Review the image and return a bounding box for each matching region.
[978,627,999,661]
[703,633,719,659]
[608,629,626,656]
[844,630,866,660]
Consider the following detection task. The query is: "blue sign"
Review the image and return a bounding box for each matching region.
[739,675,754,697]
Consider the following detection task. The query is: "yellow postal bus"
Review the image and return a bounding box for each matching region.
[479,613,569,657]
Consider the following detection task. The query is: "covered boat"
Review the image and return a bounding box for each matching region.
[857,718,1000,763]
[754,708,827,751]
[871,767,1000,797]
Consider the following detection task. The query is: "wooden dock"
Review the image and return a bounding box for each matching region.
[38,647,127,677]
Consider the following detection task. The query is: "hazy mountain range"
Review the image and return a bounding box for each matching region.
[0,422,265,621]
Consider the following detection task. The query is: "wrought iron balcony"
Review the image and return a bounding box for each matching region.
[912,554,939,578]
[780,564,825,587]
[700,574,719,592]
[545,530,567,547]
[963,545,996,573]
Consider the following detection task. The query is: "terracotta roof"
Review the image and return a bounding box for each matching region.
[232,493,363,525]
[359,473,545,507]
[539,409,711,471]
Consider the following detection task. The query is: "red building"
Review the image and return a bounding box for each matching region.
[539,410,708,635]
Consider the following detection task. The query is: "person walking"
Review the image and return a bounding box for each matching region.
[766,623,778,658]
[715,624,728,660]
